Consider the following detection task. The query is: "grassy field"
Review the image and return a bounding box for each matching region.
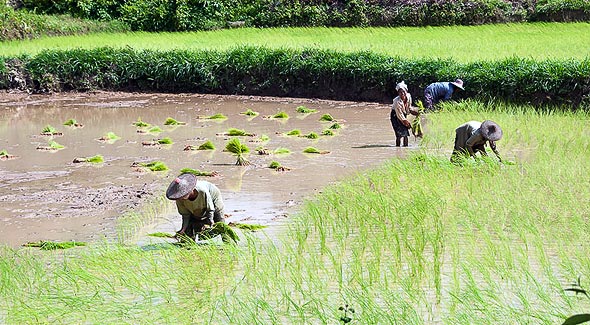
[1,101,589,324]
[2,23,590,62]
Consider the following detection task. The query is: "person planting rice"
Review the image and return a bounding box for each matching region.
[451,120,503,163]
[423,79,464,111]
[166,173,225,240]
[390,81,420,147]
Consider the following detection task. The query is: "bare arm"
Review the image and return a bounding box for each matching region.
[490,141,502,162]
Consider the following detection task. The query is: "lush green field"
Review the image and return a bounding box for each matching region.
[2,23,590,62]
[2,101,589,324]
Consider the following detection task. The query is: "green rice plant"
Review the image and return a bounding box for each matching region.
[179,168,218,177]
[322,129,335,136]
[273,147,291,154]
[269,161,282,169]
[286,129,301,136]
[147,232,176,238]
[228,222,268,231]
[163,117,186,125]
[148,126,162,133]
[199,222,239,244]
[23,241,86,250]
[63,118,78,126]
[133,117,150,127]
[258,134,270,142]
[98,132,120,142]
[41,125,59,134]
[329,122,342,129]
[227,128,254,136]
[48,140,64,149]
[304,132,319,139]
[303,146,329,154]
[240,108,259,116]
[157,137,173,144]
[273,111,289,119]
[225,137,250,166]
[74,155,104,163]
[0,149,9,156]
[206,113,227,120]
[296,106,317,113]
[135,161,168,172]
[319,114,334,122]
[198,140,216,150]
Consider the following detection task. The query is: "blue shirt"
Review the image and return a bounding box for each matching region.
[425,82,455,102]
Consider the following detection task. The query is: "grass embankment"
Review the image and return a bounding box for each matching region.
[1,102,589,323]
[2,23,589,62]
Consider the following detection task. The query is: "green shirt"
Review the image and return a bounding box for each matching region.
[176,180,224,219]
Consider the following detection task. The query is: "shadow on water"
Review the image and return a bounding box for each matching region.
[352,144,395,149]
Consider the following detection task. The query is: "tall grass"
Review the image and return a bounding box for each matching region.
[2,23,589,62]
[1,101,589,323]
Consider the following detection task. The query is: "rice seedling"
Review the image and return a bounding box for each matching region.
[197,140,216,150]
[240,108,259,117]
[225,137,250,166]
[199,222,239,244]
[147,232,176,238]
[303,146,329,154]
[201,113,227,120]
[40,125,62,136]
[322,129,335,136]
[63,118,83,127]
[304,132,319,139]
[132,161,169,172]
[148,126,162,133]
[179,167,219,177]
[163,117,186,125]
[97,131,121,142]
[158,137,173,144]
[252,134,270,143]
[329,122,342,129]
[269,160,291,171]
[37,140,65,151]
[272,111,289,119]
[296,106,317,114]
[23,241,86,250]
[225,128,255,137]
[133,117,150,127]
[73,155,104,163]
[273,147,291,154]
[227,222,268,231]
[286,129,301,136]
[319,114,334,122]
[0,149,17,160]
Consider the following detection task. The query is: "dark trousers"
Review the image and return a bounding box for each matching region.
[184,210,225,240]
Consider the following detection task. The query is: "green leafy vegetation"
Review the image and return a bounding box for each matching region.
[148,126,162,133]
[135,161,168,172]
[273,147,291,154]
[157,137,173,145]
[48,140,64,149]
[225,138,250,166]
[197,140,215,150]
[133,118,150,127]
[322,129,335,136]
[286,129,301,136]
[41,125,58,134]
[296,106,317,113]
[163,117,185,125]
[227,128,254,136]
[179,168,218,177]
[319,114,334,122]
[206,113,227,120]
[63,119,77,126]
[329,122,342,129]
[304,132,319,139]
[240,108,259,116]
[23,241,86,250]
[272,111,289,119]
[269,161,282,169]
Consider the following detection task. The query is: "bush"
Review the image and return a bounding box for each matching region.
[2,46,589,107]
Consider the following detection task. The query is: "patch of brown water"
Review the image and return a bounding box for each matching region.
[0,91,421,247]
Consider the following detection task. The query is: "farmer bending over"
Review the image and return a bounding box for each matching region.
[451,120,503,163]
[166,173,225,240]
[390,81,419,147]
[424,79,464,111]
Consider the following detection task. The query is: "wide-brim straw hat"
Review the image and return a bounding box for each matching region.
[480,120,503,141]
[451,79,464,90]
[166,173,197,200]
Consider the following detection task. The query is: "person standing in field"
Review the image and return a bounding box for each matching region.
[424,79,464,110]
[390,81,417,147]
[451,120,503,163]
[166,173,225,240]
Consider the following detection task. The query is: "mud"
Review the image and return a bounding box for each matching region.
[0,91,421,247]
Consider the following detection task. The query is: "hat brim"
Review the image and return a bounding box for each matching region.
[481,120,502,141]
[451,82,464,90]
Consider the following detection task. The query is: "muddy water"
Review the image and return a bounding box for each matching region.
[0,92,420,247]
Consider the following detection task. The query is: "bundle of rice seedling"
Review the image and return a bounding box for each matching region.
[204,113,227,120]
[157,137,173,144]
[319,114,334,122]
[132,161,169,171]
[63,119,83,127]
[133,117,150,127]
[304,132,319,139]
[240,108,259,116]
[23,241,86,250]
[303,146,330,154]
[148,126,162,133]
[180,168,218,176]
[225,138,250,166]
[274,147,291,154]
[228,222,268,231]
[164,117,186,125]
[227,128,255,136]
[286,129,301,136]
[73,155,104,163]
[296,106,316,113]
[197,140,215,150]
[322,129,335,136]
[272,111,289,119]
[329,122,342,129]
[200,222,239,244]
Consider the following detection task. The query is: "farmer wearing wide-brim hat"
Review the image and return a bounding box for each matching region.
[424,78,464,111]
[166,173,225,240]
[451,120,503,163]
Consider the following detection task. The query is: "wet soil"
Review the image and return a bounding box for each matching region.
[0,91,421,247]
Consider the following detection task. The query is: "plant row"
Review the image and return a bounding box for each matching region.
[0,3,129,41]
[1,46,588,108]
[12,0,590,32]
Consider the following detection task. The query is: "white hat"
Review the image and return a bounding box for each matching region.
[395,81,408,92]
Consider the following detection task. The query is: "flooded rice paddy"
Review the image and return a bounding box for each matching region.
[0,92,421,247]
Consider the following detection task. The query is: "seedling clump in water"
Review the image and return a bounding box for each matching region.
[322,129,335,136]
[37,140,65,151]
[164,117,186,125]
[240,108,259,116]
[40,125,62,136]
[73,155,104,163]
[133,117,150,127]
[23,240,86,250]
[286,129,301,136]
[225,138,250,166]
[320,114,334,122]
[329,122,342,129]
[63,119,83,127]
[304,132,319,139]
[226,128,255,136]
[296,105,317,113]
[203,113,227,120]
[0,149,18,160]
[303,146,329,154]
[198,140,216,150]
[180,168,219,177]
[274,147,291,154]
[272,111,289,119]
[132,161,169,172]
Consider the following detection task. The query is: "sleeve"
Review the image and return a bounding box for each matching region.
[393,99,408,123]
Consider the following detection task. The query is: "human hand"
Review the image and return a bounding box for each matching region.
[402,119,411,128]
